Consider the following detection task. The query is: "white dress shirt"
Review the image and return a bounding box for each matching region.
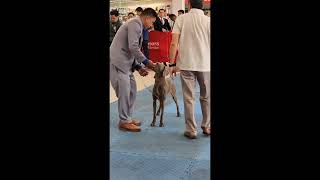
[168,19,174,29]
[172,8,210,72]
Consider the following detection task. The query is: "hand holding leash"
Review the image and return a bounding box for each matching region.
[145,60,156,71]
[138,68,148,77]
[169,65,179,77]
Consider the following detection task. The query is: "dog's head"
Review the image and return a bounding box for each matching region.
[154,62,168,79]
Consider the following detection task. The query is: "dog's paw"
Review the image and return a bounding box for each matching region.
[150,123,155,127]
[159,123,164,127]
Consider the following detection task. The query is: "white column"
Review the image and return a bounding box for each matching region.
[171,0,185,15]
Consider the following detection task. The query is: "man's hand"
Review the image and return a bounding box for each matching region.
[145,60,156,70]
[162,28,167,32]
[138,68,149,77]
[169,66,179,77]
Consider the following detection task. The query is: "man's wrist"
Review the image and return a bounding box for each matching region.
[169,60,176,67]
[142,59,149,65]
[135,64,142,70]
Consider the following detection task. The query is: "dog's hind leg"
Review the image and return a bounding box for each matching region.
[171,92,180,117]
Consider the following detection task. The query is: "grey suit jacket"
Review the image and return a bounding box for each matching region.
[110,17,146,73]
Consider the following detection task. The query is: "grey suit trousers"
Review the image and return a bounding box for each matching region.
[110,64,137,123]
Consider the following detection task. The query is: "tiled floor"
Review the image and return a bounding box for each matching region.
[109,74,210,180]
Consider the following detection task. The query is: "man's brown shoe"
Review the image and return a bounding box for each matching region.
[130,119,141,126]
[119,122,141,132]
[201,127,211,135]
[184,132,197,139]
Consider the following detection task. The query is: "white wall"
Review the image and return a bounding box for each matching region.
[110,0,186,15]
[171,0,185,15]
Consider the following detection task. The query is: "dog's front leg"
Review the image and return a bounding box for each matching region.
[156,105,161,116]
[159,99,165,127]
[151,97,157,127]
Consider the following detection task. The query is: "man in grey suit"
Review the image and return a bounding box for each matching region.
[110,8,157,132]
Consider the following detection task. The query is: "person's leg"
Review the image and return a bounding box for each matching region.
[180,70,197,135]
[196,71,211,129]
[110,64,132,123]
[110,64,119,97]
[129,73,137,118]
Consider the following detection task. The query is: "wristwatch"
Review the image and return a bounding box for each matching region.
[169,63,176,67]
[163,62,176,67]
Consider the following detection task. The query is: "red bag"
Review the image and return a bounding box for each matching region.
[148,31,178,63]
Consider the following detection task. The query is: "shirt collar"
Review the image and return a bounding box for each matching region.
[189,8,205,15]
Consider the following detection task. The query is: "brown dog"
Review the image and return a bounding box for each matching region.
[151,62,180,127]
